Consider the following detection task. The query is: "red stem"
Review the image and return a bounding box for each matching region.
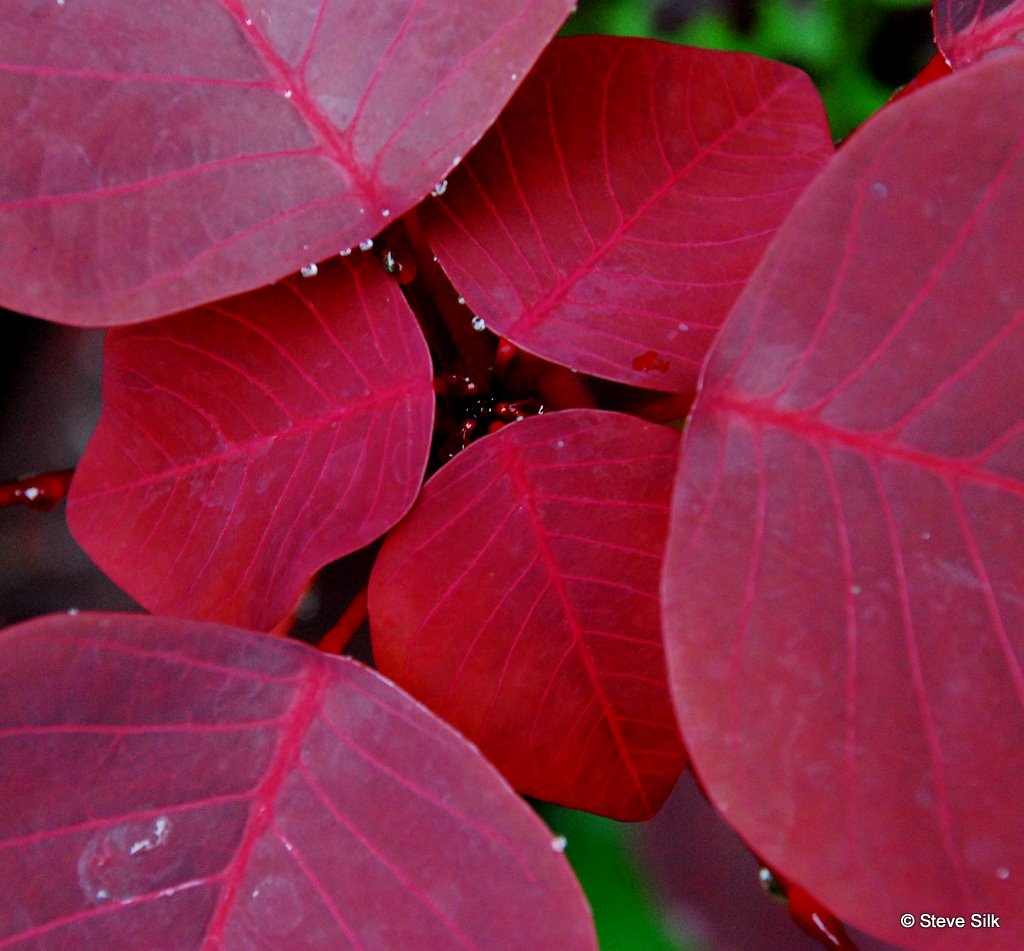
[318,586,369,655]
[0,469,75,511]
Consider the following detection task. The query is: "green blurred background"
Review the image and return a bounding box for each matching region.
[545,3,934,949]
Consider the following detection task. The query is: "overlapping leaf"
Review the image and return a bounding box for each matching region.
[934,0,1024,67]
[0,613,597,950]
[67,254,433,631]
[420,36,833,395]
[369,409,685,821]
[0,0,575,326]
[662,56,1024,950]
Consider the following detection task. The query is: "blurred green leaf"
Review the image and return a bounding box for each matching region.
[539,804,697,951]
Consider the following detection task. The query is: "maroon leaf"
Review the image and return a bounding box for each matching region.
[0,612,597,950]
[369,409,685,821]
[420,36,832,395]
[0,0,575,327]
[662,57,1024,950]
[934,0,1024,67]
[66,254,433,631]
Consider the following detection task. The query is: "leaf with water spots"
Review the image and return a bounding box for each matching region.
[0,0,575,326]
[662,55,1024,951]
[0,612,597,949]
[420,36,833,394]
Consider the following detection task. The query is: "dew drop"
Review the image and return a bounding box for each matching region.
[67,607,80,616]
[381,208,391,218]
[283,89,293,99]
[359,239,374,251]
[382,250,399,275]
[677,322,690,332]
[921,531,932,541]
[22,486,40,502]
[300,263,318,278]
[871,181,888,198]
[849,584,862,596]
[339,247,352,257]
[550,835,568,853]
[78,816,175,904]
[997,867,1010,880]
[245,17,252,25]
[457,296,466,306]
[555,439,566,449]
[471,316,486,331]
[510,72,518,81]
[56,0,66,5]
[431,179,449,197]
[632,350,670,373]
[452,154,463,167]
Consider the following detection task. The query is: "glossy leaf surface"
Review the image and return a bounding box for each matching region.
[67,255,433,631]
[421,36,833,394]
[663,57,1024,950]
[934,0,1024,66]
[0,613,597,950]
[0,0,574,326]
[370,409,685,820]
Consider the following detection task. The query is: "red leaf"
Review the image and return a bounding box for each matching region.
[66,254,433,631]
[662,57,1024,950]
[0,0,575,327]
[420,36,833,395]
[369,409,685,820]
[934,0,1024,67]
[0,613,597,950]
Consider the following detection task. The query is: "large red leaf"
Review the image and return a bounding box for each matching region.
[420,36,833,395]
[934,0,1024,67]
[0,0,574,327]
[66,254,433,631]
[0,613,597,950]
[369,409,685,821]
[662,56,1024,950]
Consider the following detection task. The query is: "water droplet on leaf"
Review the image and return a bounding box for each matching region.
[632,350,670,373]
[471,316,486,331]
[550,835,568,853]
[359,239,374,251]
[432,179,448,197]
[300,263,318,278]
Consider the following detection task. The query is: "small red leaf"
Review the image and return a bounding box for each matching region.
[663,57,1024,950]
[0,613,597,949]
[66,254,433,631]
[369,409,685,820]
[421,36,833,394]
[0,0,575,326]
[934,0,1024,67]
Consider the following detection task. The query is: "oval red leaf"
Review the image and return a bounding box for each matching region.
[663,57,1024,950]
[0,0,575,326]
[0,613,597,949]
[66,254,433,631]
[420,36,833,394]
[369,409,685,820]
[934,0,1024,67]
